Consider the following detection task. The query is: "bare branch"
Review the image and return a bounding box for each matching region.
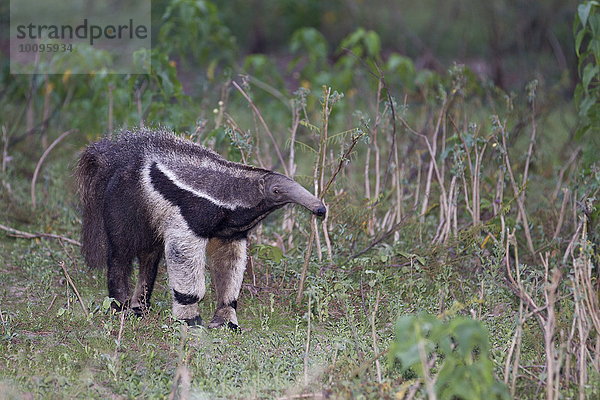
[0,223,81,246]
[59,261,88,315]
[232,80,289,176]
[31,129,76,208]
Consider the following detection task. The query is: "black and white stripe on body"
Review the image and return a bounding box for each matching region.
[76,129,326,329]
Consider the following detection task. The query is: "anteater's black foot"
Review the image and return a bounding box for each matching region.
[131,307,144,317]
[183,315,203,327]
[110,299,150,318]
[208,306,239,331]
[227,322,241,333]
[207,318,241,332]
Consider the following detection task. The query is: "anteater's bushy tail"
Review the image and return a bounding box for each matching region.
[75,141,111,269]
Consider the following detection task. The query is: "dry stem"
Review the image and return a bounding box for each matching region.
[0,223,81,246]
[59,261,89,315]
[232,80,289,175]
[498,119,535,255]
[31,129,76,208]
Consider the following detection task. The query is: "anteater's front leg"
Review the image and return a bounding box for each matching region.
[206,238,247,330]
[165,228,207,326]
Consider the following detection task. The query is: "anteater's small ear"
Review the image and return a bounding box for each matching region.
[258,177,265,194]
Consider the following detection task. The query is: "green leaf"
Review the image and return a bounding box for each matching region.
[582,64,599,93]
[397,251,412,259]
[575,29,587,57]
[579,95,596,117]
[386,54,416,88]
[340,27,366,50]
[590,11,600,37]
[364,31,381,58]
[102,296,114,311]
[450,318,491,358]
[391,314,440,373]
[254,244,284,263]
[290,27,328,61]
[579,2,594,27]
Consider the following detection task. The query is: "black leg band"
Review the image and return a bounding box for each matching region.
[227,300,238,310]
[173,289,200,305]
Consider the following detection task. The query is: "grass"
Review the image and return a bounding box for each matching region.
[0,236,395,399]
[0,240,516,400]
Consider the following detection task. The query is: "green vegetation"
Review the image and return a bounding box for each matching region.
[1,1,598,399]
[574,1,600,164]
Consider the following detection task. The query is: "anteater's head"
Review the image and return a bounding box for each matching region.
[261,173,326,217]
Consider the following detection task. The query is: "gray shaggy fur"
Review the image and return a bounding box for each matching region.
[76,128,325,328]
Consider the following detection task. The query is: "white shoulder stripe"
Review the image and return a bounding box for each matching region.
[154,162,241,211]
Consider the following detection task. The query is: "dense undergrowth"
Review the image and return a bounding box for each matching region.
[1,1,599,399]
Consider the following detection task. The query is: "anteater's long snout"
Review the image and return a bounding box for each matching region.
[286,181,327,218]
[305,200,326,218]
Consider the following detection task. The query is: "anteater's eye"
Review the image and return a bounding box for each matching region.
[273,187,279,194]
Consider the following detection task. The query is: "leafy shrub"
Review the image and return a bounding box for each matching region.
[157,0,237,77]
[574,1,600,165]
[289,27,331,86]
[390,314,509,400]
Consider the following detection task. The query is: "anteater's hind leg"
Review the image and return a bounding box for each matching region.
[164,226,207,326]
[131,248,163,316]
[104,172,145,312]
[106,243,134,310]
[206,238,247,330]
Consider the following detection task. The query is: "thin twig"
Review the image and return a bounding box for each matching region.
[550,147,581,202]
[59,261,88,315]
[563,219,583,264]
[321,209,333,265]
[303,294,312,386]
[247,75,291,110]
[350,349,390,378]
[277,394,323,400]
[498,119,535,255]
[350,212,417,259]
[552,188,570,241]
[340,48,398,196]
[232,80,289,175]
[136,84,145,128]
[296,221,315,304]
[114,311,126,353]
[108,84,114,134]
[398,110,450,233]
[520,95,537,208]
[418,340,437,400]
[504,300,524,395]
[46,294,58,312]
[1,125,9,174]
[320,131,365,197]
[0,223,81,246]
[370,290,382,383]
[31,129,76,208]
[504,230,543,326]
